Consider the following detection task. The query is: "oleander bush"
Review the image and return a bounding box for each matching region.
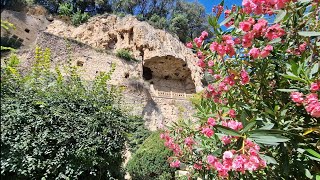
[0,47,147,179]
[126,131,175,180]
[162,0,320,179]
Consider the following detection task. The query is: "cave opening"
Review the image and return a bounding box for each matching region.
[143,56,196,94]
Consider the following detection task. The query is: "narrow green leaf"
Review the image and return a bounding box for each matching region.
[274,10,287,23]
[241,121,256,133]
[268,37,281,44]
[298,0,312,3]
[298,31,320,37]
[305,149,320,158]
[260,154,278,164]
[259,123,274,130]
[305,169,313,179]
[215,125,242,137]
[220,14,234,26]
[276,89,299,92]
[310,63,319,77]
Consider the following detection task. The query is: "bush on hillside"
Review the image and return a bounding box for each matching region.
[116,49,136,62]
[71,10,90,26]
[126,131,175,180]
[58,2,73,16]
[0,47,146,179]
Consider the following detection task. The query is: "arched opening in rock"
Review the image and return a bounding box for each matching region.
[143,56,196,94]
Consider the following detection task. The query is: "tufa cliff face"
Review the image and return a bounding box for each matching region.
[1,11,203,130]
[45,14,203,92]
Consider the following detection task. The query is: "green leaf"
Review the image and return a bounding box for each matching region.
[260,123,274,130]
[305,169,313,179]
[268,37,281,44]
[249,130,289,145]
[220,14,234,26]
[298,0,312,3]
[274,10,287,23]
[281,74,307,82]
[241,121,256,133]
[305,149,320,158]
[260,154,278,164]
[215,125,242,137]
[310,63,319,77]
[298,31,320,37]
[276,89,299,92]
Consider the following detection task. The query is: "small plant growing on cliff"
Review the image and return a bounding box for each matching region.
[71,10,90,26]
[58,2,73,16]
[116,49,136,62]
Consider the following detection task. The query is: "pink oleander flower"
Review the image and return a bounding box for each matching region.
[184,137,195,147]
[264,45,273,51]
[219,82,229,92]
[223,151,233,160]
[223,120,243,130]
[194,162,203,170]
[241,69,250,84]
[202,127,214,137]
[310,82,319,92]
[217,44,226,56]
[221,136,231,145]
[207,117,217,126]
[299,42,307,52]
[234,38,241,44]
[207,155,218,165]
[239,21,252,32]
[249,48,260,59]
[194,37,203,48]
[290,92,304,104]
[170,160,180,168]
[208,84,215,92]
[214,74,222,80]
[201,31,209,39]
[260,50,270,58]
[208,60,214,67]
[210,42,218,52]
[265,24,286,40]
[186,42,193,48]
[310,103,320,118]
[229,109,237,118]
[242,32,254,48]
[305,93,318,105]
[197,59,206,68]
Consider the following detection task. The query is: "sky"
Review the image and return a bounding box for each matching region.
[195,0,243,13]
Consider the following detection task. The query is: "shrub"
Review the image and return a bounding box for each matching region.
[0,47,146,179]
[58,2,74,16]
[116,49,136,62]
[126,131,174,180]
[71,10,90,26]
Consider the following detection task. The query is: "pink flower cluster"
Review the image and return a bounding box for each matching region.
[161,132,182,156]
[207,140,266,178]
[242,0,292,15]
[210,35,238,57]
[290,81,320,118]
[248,45,273,59]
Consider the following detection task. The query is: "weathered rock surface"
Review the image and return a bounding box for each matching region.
[2,11,203,130]
[46,14,203,91]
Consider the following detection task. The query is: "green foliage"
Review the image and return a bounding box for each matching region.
[126,131,174,180]
[116,49,136,62]
[1,20,16,51]
[58,2,73,16]
[0,47,146,179]
[148,14,167,29]
[71,10,90,26]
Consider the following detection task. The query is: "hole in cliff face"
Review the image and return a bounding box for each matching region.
[143,56,196,94]
[124,72,129,78]
[77,60,84,67]
[143,66,153,80]
[25,28,30,33]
